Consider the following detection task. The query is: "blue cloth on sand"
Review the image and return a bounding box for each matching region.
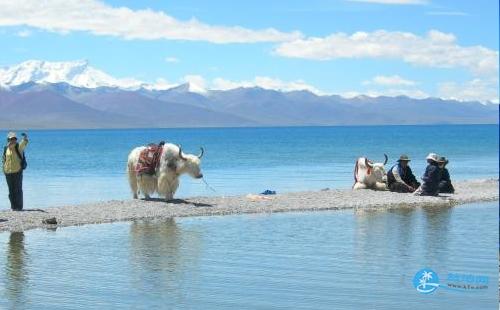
[260,190,276,195]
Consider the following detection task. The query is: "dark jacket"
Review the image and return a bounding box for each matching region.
[387,163,418,186]
[420,162,442,195]
[439,167,454,193]
[440,168,451,183]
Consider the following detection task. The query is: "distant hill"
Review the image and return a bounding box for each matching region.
[0,82,497,129]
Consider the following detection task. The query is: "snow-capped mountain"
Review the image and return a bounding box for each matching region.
[166,82,208,94]
[0,60,213,95]
[0,60,214,94]
[0,60,147,90]
[0,60,497,129]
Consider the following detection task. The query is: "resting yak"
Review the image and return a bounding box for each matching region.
[353,154,388,191]
[127,143,204,200]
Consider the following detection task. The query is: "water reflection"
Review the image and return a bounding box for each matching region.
[129,218,202,303]
[389,207,418,258]
[5,232,28,307]
[354,205,454,276]
[354,207,417,264]
[421,205,452,264]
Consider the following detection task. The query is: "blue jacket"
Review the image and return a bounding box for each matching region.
[421,162,442,195]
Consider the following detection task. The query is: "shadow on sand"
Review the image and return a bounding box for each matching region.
[16,209,48,213]
[141,198,214,208]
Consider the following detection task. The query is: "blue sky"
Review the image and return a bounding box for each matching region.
[0,0,498,102]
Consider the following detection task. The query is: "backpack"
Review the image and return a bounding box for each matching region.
[3,143,27,170]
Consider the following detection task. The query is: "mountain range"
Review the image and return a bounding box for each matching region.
[0,60,497,129]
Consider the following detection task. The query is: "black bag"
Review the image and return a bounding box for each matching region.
[3,144,27,170]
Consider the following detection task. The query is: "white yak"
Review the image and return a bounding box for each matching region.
[353,154,388,190]
[127,143,204,200]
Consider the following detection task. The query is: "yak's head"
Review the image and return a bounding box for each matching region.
[159,144,204,179]
[179,145,204,179]
[362,154,388,183]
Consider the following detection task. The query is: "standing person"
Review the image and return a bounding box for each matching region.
[415,153,441,196]
[387,154,421,193]
[3,132,28,211]
[437,156,454,194]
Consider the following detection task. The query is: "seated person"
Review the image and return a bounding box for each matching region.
[415,153,441,196]
[387,154,420,193]
[437,156,454,194]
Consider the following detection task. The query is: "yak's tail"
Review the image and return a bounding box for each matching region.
[127,159,139,198]
[353,159,359,189]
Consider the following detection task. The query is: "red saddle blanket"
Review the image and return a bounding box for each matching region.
[135,144,163,175]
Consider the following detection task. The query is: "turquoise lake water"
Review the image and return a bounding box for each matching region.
[0,201,497,309]
[0,125,497,308]
[0,124,498,209]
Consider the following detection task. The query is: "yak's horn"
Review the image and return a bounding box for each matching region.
[383,154,388,165]
[178,145,187,160]
[198,147,204,159]
[365,158,373,168]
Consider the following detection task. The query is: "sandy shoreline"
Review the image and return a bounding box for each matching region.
[0,179,497,232]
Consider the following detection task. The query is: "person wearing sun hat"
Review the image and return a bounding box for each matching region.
[437,156,454,194]
[415,153,441,196]
[387,154,420,193]
[3,131,29,211]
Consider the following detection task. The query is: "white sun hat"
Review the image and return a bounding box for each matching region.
[425,153,439,162]
[6,132,16,140]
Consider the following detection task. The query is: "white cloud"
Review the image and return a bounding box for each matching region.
[339,91,364,99]
[212,78,251,90]
[0,0,302,43]
[438,78,499,103]
[165,57,179,63]
[347,0,428,5]
[363,75,417,86]
[275,30,499,78]
[143,78,177,90]
[341,88,429,99]
[16,29,31,37]
[212,76,326,95]
[356,74,427,99]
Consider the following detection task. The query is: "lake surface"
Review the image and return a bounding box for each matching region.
[0,201,497,309]
[0,124,498,209]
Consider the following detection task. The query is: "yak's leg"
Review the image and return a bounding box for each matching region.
[353,182,367,190]
[161,185,175,201]
[375,182,388,191]
[138,174,157,199]
[164,192,173,201]
[170,179,179,200]
[158,175,180,201]
[165,178,179,201]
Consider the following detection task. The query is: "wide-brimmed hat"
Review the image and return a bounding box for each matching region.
[6,132,16,140]
[426,153,439,162]
[437,156,449,164]
[397,154,411,162]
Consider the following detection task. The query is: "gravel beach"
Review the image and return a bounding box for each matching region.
[0,179,497,232]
